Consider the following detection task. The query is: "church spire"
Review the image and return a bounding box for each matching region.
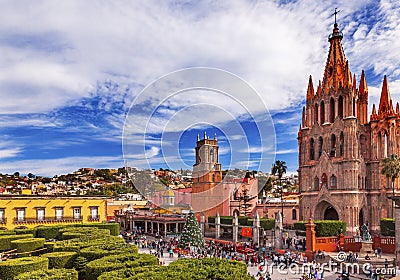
[353,73,357,93]
[321,20,346,93]
[359,70,368,96]
[344,60,352,88]
[306,75,314,101]
[378,75,394,118]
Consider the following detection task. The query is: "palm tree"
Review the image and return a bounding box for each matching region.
[271,160,287,220]
[381,154,400,218]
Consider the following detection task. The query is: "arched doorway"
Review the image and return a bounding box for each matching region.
[314,200,339,220]
[359,209,364,226]
[324,206,339,220]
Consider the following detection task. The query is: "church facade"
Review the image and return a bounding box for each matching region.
[298,22,399,234]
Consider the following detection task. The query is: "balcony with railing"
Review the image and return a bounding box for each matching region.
[13,216,83,224]
[87,215,100,221]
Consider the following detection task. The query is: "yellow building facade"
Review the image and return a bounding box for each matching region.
[0,195,107,230]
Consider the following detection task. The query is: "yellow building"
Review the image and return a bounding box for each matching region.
[0,195,107,230]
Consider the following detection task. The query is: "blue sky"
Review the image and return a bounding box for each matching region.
[1,0,400,176]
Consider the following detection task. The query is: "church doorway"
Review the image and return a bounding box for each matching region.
[324,206,339,220]
[359,209,364,226]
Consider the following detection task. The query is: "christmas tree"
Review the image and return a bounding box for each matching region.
[179,211,204,250]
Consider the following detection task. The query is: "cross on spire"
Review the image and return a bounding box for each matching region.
[332,8,340,25]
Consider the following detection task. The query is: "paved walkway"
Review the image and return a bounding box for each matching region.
[136,244,400,279]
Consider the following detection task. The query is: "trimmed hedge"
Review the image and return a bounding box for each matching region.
[380,218,395,236]
[84,253,157,280]
[74,223,120,236]
[15,228,37,236]
[98,266,165,280]
[53,236,126,254]
[36,225,67,240]
[80,242,138,261]
[99,258,253,280]
[208,216,253,226]
[0,233,33,251]
[11,237,46,253]
[60,228,110,241]
[42,251,78,269]
[15,268,78,280]
[0,256,49,280]
[0,230,16,236]
[294,220,346,237]
[246,218,275,230]
[35,223,119,240]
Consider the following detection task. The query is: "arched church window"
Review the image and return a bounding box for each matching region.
[212,173,215,182]
[310,138,315,160]
[315,103,319,124]
[314,177,319,191]
[384,131,388,158]
[340,132,344,156]
[321,173,327,188]
[210,149,214,163]
[360,135,367,158]
[292,209,297,220]
[378,132,382,158]
[338,96,343,118]
[330,97,335,123]
[320,101,325,124]
[358,175,361,189]
[330,175,337,189]
[318,137,323,158]
[330,134,336,157]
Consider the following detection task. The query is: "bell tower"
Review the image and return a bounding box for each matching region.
[192,132,223,215]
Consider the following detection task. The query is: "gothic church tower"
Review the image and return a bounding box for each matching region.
[298,21,400,233]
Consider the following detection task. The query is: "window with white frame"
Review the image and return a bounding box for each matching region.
[90,206,98,219]
[73,207,81,219]
[0,208,5,222]
[17,208,25,221]
[55,208,63,220]
[37,208,45,221]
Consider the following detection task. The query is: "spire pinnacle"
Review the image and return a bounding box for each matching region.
[359,70,368,95]
[378,75,392,118]
[353,73,357,93]
[306,75,314,101]
[371,104,378,121]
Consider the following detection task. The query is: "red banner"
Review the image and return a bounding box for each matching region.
[241,227,253,237]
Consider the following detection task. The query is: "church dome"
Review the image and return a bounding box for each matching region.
[163,189,174,197]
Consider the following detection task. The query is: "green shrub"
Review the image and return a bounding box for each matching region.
[61,232,85,240]
[60,228,110,241]
[80,242,138,261]
[0,256,48,280]
[44,241,56,253]
[294,220,346,237]
[42,251,78,269]
[85,253,157,280]
[36,225,66,240]
[11,237,45,253]
[53,236,125,253]
[98,266,167,280]
[0,230,16,236]
[74,223,120,236]
[15,228,37,236]
[260,218,275,230]
[0,233,33,251]
[74,256,88,271]
[238,216,249,226]
[15,268,78,280]
[220,216,233,224]
[315,220,346,237]
[380,218,395,236]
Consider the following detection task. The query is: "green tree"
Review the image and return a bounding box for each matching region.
[179,211,204,251]
[271,160,287,219]
[381,154,400,218]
